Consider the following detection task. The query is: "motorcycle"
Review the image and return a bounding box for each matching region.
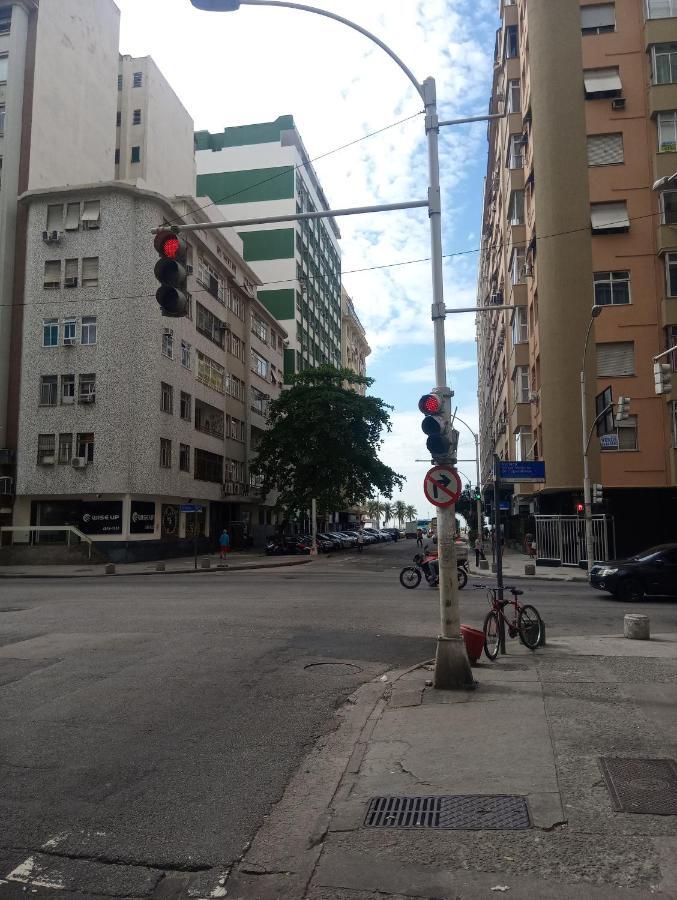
[399,549,467,590]
[265,537,310,556]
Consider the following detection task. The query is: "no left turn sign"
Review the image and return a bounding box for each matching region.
[423,465,462,508]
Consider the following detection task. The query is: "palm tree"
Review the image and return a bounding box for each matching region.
[366,499,381,528]
[405,504,417,522]
[380,502,393,525]
[394,501,407,529]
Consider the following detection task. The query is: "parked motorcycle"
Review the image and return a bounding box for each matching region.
[399,549,467,590]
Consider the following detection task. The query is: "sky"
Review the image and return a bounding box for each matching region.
[115,0,499,519]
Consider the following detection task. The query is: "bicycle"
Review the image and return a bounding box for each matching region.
[478,584,543,660]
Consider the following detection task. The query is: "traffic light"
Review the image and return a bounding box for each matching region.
[418,392,458,463]
[576,502,584,515]
[154,230,188,317]
[592,483,604,504]
[615,395,630,421]
[473,487,482,501]
[654,361,672,395]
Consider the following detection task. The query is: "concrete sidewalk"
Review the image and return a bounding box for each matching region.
[0,550,312,578]
[470,547,589,583]
[225,631,677,899]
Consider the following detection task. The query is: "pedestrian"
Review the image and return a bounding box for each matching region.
[357,529,364,553]
[474,536,484,567]
[219,528,230,561]
[416,528,423,548]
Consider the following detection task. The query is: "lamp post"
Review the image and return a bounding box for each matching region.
[452,413,483,545]
[581,304,603,575]
[188,0,474,687]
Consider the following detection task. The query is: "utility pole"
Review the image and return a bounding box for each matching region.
[492,454,506,654]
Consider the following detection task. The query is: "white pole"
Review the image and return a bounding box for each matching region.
[311,497,318,556]
[580,371,595,574]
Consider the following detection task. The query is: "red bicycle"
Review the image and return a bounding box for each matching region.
[480,584,543,660]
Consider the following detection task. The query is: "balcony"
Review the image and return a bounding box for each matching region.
[654,149,677,183]
[645,17,677,50]
[195,399,224,439]
[508,282,528,307]
[661,295,677,325]
[657,222,677,254]
[649,82,677,118]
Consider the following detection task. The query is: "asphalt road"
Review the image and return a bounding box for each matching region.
[1,540,675,897]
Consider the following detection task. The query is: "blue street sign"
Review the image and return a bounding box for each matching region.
[498,460,546,483]
[180,504,203,513]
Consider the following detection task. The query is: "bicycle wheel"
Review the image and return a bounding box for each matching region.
[457,568,467,590]
[399,567,421,589]
[518,604,543,650]
[483,610,500,661]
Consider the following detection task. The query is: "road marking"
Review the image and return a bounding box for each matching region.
[5,855,65,890]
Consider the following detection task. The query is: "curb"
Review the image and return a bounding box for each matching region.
[469,569,588,584]
[0,557,312,580]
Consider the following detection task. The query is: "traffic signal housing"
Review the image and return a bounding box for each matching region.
[154,230,188,317]
[592,483,603,504]
[418,391,458,464]
[576,502,584,515]
[654,361,672,395]
[615,395,630,421]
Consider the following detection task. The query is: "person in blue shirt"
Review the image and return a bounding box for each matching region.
[219,528,231,561]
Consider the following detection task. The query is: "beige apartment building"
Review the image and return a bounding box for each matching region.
[477,0,677,560]
[341,287,371,394]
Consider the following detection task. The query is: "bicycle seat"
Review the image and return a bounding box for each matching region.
[507,587,523,596]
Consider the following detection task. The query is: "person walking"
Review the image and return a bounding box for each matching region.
[219,528,231,562]
[474,536,484,567]
[357,529,364,553]
[416,528,423,548]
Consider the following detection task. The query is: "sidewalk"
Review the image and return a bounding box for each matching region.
[0,550,312,578]
[225,630,677,899]
[470,547,589,583]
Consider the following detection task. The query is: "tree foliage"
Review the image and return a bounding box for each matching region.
[252,366,404,515]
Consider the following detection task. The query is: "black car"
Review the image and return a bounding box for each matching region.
[590,544,677,601]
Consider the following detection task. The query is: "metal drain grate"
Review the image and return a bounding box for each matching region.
[599,757,677,815]
[364,795,531,829]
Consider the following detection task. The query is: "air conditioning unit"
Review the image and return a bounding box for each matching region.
[611,97,626,111]
[40,456,55,465]
[71,457,88,468]
[42,230,62,244]
[80,393,96,404]
[62,395,75,404]
[529,391,540,403]
[64,277,78,288]
[63,336,76,346]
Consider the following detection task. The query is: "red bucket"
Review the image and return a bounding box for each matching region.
[460,624,485,664]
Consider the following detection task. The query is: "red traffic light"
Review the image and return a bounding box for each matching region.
[154,230,184,260]
[418,393,442,415]
[576,503,584,514]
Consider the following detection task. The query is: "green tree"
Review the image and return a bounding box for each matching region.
[405,504,417,522]
[394,501,407,528]
[380,502,393,525]
[252,366,404,516]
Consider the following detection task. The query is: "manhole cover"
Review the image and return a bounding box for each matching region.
[364,795,531,829]
[599,757,677,815]
[303,662,362,676]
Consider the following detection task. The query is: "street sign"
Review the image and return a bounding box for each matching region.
[180,504,203,513]
[423,465,462,507]
[600,434,619,450]
[498,461,546,483]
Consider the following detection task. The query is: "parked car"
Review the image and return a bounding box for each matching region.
[364,528,383,542]
[326,531,352,549]
[377,530,394,541]
[337,531,358,548]
[381,527,401,541]
[318,532,343,551]
[590,544,677,601]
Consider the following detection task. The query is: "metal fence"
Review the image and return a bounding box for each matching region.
[535,515,610,567]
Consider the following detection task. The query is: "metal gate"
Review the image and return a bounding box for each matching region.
[535,515,610,567]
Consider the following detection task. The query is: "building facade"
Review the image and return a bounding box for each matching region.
[13,183,286,561]
[477,0,677,558]
[341,287,371,394]
[194,115,342,381]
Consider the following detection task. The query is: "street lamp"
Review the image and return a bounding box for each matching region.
[652,172,677,192]
[189,0,474,687]
[452,413,483,545]
[580,304,603,575]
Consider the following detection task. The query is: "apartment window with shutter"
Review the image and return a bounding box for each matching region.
[43,260,61,289]
[594,271,630,305]
[162,329,174,359]
[64,258,78,287]
[667,253,677,296]
[596,341,635,376]
[132,109,141,125]
[647,0,677,18]
[160,382,173,414]
[58,433,73,464]
[39,375,57,406]
[82,257,99,288]
[508,134,525,169]
[46,205,63,232]
[583,67,622,97]
[660,190,677,224]
[181,340,191,369]
[510,247,526,284]
[197,351,225,394]
[78,374,96,403]
[587,133,624,166]
[133,71,143,87]
[81,200,100,230]
[514,427,532,462]
[513,366,530,403]
[131,146,141,163]
[507,79,521,114]
[65,203,80,231]
[160,438,172,468]
[76,432,94,462]
[180,391,191,421]
[658,111,677,151]
[37,434,55,464]
[179,443,190,472]
[512,306,528,344]
[81,317,97,345]
[581,4,615,34]
[0,8,11,35]
[590,201,629,233]
[653,44,677,84]
[251,349,268,379]
[61,374,75,403]
[508,190,525,225]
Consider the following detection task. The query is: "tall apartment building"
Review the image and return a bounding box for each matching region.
[195,115,342,381]
[0,0,121,524]
[13,185,286,561]
[477,0,677,560]
[341,287,371,395]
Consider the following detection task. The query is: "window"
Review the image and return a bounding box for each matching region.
[116,111,121,127]
[505,25,518,59]
[251,386,269,415]
[660,191,677,224]
[65,202,80,231]
[581,4,615,34]
[653,44,677,84]
[117,73,123,91]
[666,253,677,295]
[668,326,677,370]
[227,288,244,318]
[37,434,55,464]
[596,341,635,376]
[252,316,268,343]
[42,319,59,347]
[507,79,521,114]
[81,200,100,230]
[647,0,677,18]
[194,448,223,483]
[181,340,191,369]
[513,366,530,403]
[160,438,172,468]
[514,427,531,462]
[252,349,268,379]
[0,55,7,82]
[229,332,244,360]
[508,134,524,169]
[46,205,63,232]
[602,415,638,451]
[0,8,11,34]
[197,350,225,393]
[81,257,99,288]
[81,316,97,344]
[197,256,225,303]
[179,443,190,472]
[162,328,174,359]
[590,201,629,233]
[587,133,624,166]
[78,374,96,403]
[196,302,225,347]
[508,190,525,225]
[180,391,192,421]
[64,258,78,287]
[76,432,94,462]
[43,260,61,289]
[58,433,73,464]
[133,71,143,87]
[39,375,57,406]
[227,374,244,401]
[510,247,526,284]
[131,146,141,164]
[658,111,677,152]
[160,382,173,414]
[61,374,75,404]
[512,306,528,344]
[63,319,77,344]
[596,387,615,437]
[594,271,630,305]
[583,67,622,98]
[132,109,141,125]
[114,148,120,165]
[228,416,245,441]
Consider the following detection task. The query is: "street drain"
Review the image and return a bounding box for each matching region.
[0,608,26,613]
[364,795,531,829]
[303,662,362,676]
[599,757,677,815]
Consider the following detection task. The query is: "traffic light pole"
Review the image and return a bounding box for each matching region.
[492,454,506,655]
